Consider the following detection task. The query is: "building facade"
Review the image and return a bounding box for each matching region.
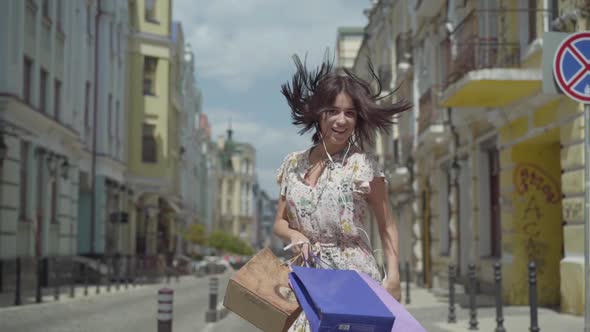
[0,0,130,262]
[216,127,257,244]
[358,0,589,316]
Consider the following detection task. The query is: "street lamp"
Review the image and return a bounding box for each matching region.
[47,154,58,177]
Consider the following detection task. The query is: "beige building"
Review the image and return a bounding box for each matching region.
[216,126,257,244]
[336,27,365,72]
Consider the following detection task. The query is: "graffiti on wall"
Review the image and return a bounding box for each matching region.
[513,163,561,277]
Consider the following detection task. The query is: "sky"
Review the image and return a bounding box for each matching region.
[172,0,371,198]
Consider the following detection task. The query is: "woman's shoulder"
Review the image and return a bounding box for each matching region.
[280,149,308,168]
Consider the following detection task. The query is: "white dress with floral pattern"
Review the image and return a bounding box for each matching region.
[276,147,386,332]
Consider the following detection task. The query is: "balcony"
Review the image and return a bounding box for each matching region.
[439,9,543,108]
[417,86,447,147]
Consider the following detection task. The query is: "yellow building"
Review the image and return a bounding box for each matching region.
[359,0,587,316]
[126,0,181,259]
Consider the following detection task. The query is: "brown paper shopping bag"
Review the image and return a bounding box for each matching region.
[223,247,301,332]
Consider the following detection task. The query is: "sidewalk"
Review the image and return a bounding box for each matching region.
[403,282,584,332]
[0,275,185,309]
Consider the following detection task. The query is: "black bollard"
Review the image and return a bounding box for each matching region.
[96,258,101,295]
[125,255,129,289]
[84,263,89,296]
[0,259,3,293]
[468,263,478,330]
[405,261,411,305]
[106,256,111,292]
[53,257,60,301]
[132,256,137,287]
[494,262,506,332]
[529,262,540,332]
[14,257,21,306]
[36,256,42,303]
[205,277,219,322]
[448,264,456,323]
[69,257,75,298]
[115,256,121,291]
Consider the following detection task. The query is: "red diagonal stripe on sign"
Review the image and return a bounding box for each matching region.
[567,43,590,66]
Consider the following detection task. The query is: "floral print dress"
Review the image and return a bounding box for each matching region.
[276,147,387,332]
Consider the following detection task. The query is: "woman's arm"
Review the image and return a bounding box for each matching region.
[273,196,311,259]
[367,177,401,300]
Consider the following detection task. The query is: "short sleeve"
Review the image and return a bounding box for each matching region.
[276,152,294,197]
[351,153,386,195]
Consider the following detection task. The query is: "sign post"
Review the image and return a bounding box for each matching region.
[553,31,590,332]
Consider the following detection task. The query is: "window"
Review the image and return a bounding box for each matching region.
[50,177,58,224]
[56,0,63,32]
[528,0,537,43]
[42,0,49,18]
[142,123,157,163]
[145,0,157,22]
[84,81,91,128]
[23,57,33,103]
[19,142,30,220]
[143,57,157,95]
[39,68,48,113]
[489,148,501,257]
[54,79,62,121]
[108,94,113,147]
[115,100,120,154]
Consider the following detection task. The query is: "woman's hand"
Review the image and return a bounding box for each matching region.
[382,275,402,301]
[286,231,311,262]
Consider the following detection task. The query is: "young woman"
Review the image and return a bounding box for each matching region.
[273,55,411,331]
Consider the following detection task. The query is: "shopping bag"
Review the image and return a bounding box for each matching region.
[223,248,301,332]
[357,273,427,332]
[289,266,396,332]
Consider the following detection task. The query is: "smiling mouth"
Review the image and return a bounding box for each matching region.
[332,128,346,134]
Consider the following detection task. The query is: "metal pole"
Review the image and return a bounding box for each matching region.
[585,103,590,332]
[157,288,173,332]
[69,257,75,298]
[53,257,59,301]
[405,261,411,304]
[494,261,506,332]
[448,264,456,323]
[468,263,478,330]
[529,261,539,332]
[14,257,21,306]
[206,277,219,322]
[36,256,42,303]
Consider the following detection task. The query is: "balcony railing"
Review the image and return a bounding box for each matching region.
[417,86,441,135]
[441,9,521,89]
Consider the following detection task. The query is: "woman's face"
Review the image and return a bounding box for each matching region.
[319,92,357,147]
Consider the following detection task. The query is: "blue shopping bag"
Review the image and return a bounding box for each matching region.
[289,266,395,332]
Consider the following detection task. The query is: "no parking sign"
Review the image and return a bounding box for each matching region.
[553,31,590,103]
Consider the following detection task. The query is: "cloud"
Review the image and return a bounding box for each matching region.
[207,107,310,194]
[173,0,369,92]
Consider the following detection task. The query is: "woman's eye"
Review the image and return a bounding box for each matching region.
[345,111,356,118]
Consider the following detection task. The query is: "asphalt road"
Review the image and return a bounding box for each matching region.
[0,273,231,332]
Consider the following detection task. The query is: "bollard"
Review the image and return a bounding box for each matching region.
[84,263,89,296]
[448,264,456,323]
[125,255,129,289]
[14,257,21,306]
[69,258,75,298]
[36,256,42,303]
[0,259,3,293]
[205,277,219,322]
[529,262,540,332]
[494,262,506,332]
[96,258,101,295]
[115,256,121,291]
[468,263,478,330]
[53,257,60,301]
[132,256,137,287]
[166,267,171,284]
[157,288,174,332]
[405,261,411,305]
[106,257,111,292]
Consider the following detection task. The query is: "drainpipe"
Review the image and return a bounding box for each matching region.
[90,0,103,255]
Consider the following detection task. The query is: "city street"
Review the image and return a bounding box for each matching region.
[0,273,232,332]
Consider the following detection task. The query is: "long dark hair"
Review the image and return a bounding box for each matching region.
[280,54,412,149]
